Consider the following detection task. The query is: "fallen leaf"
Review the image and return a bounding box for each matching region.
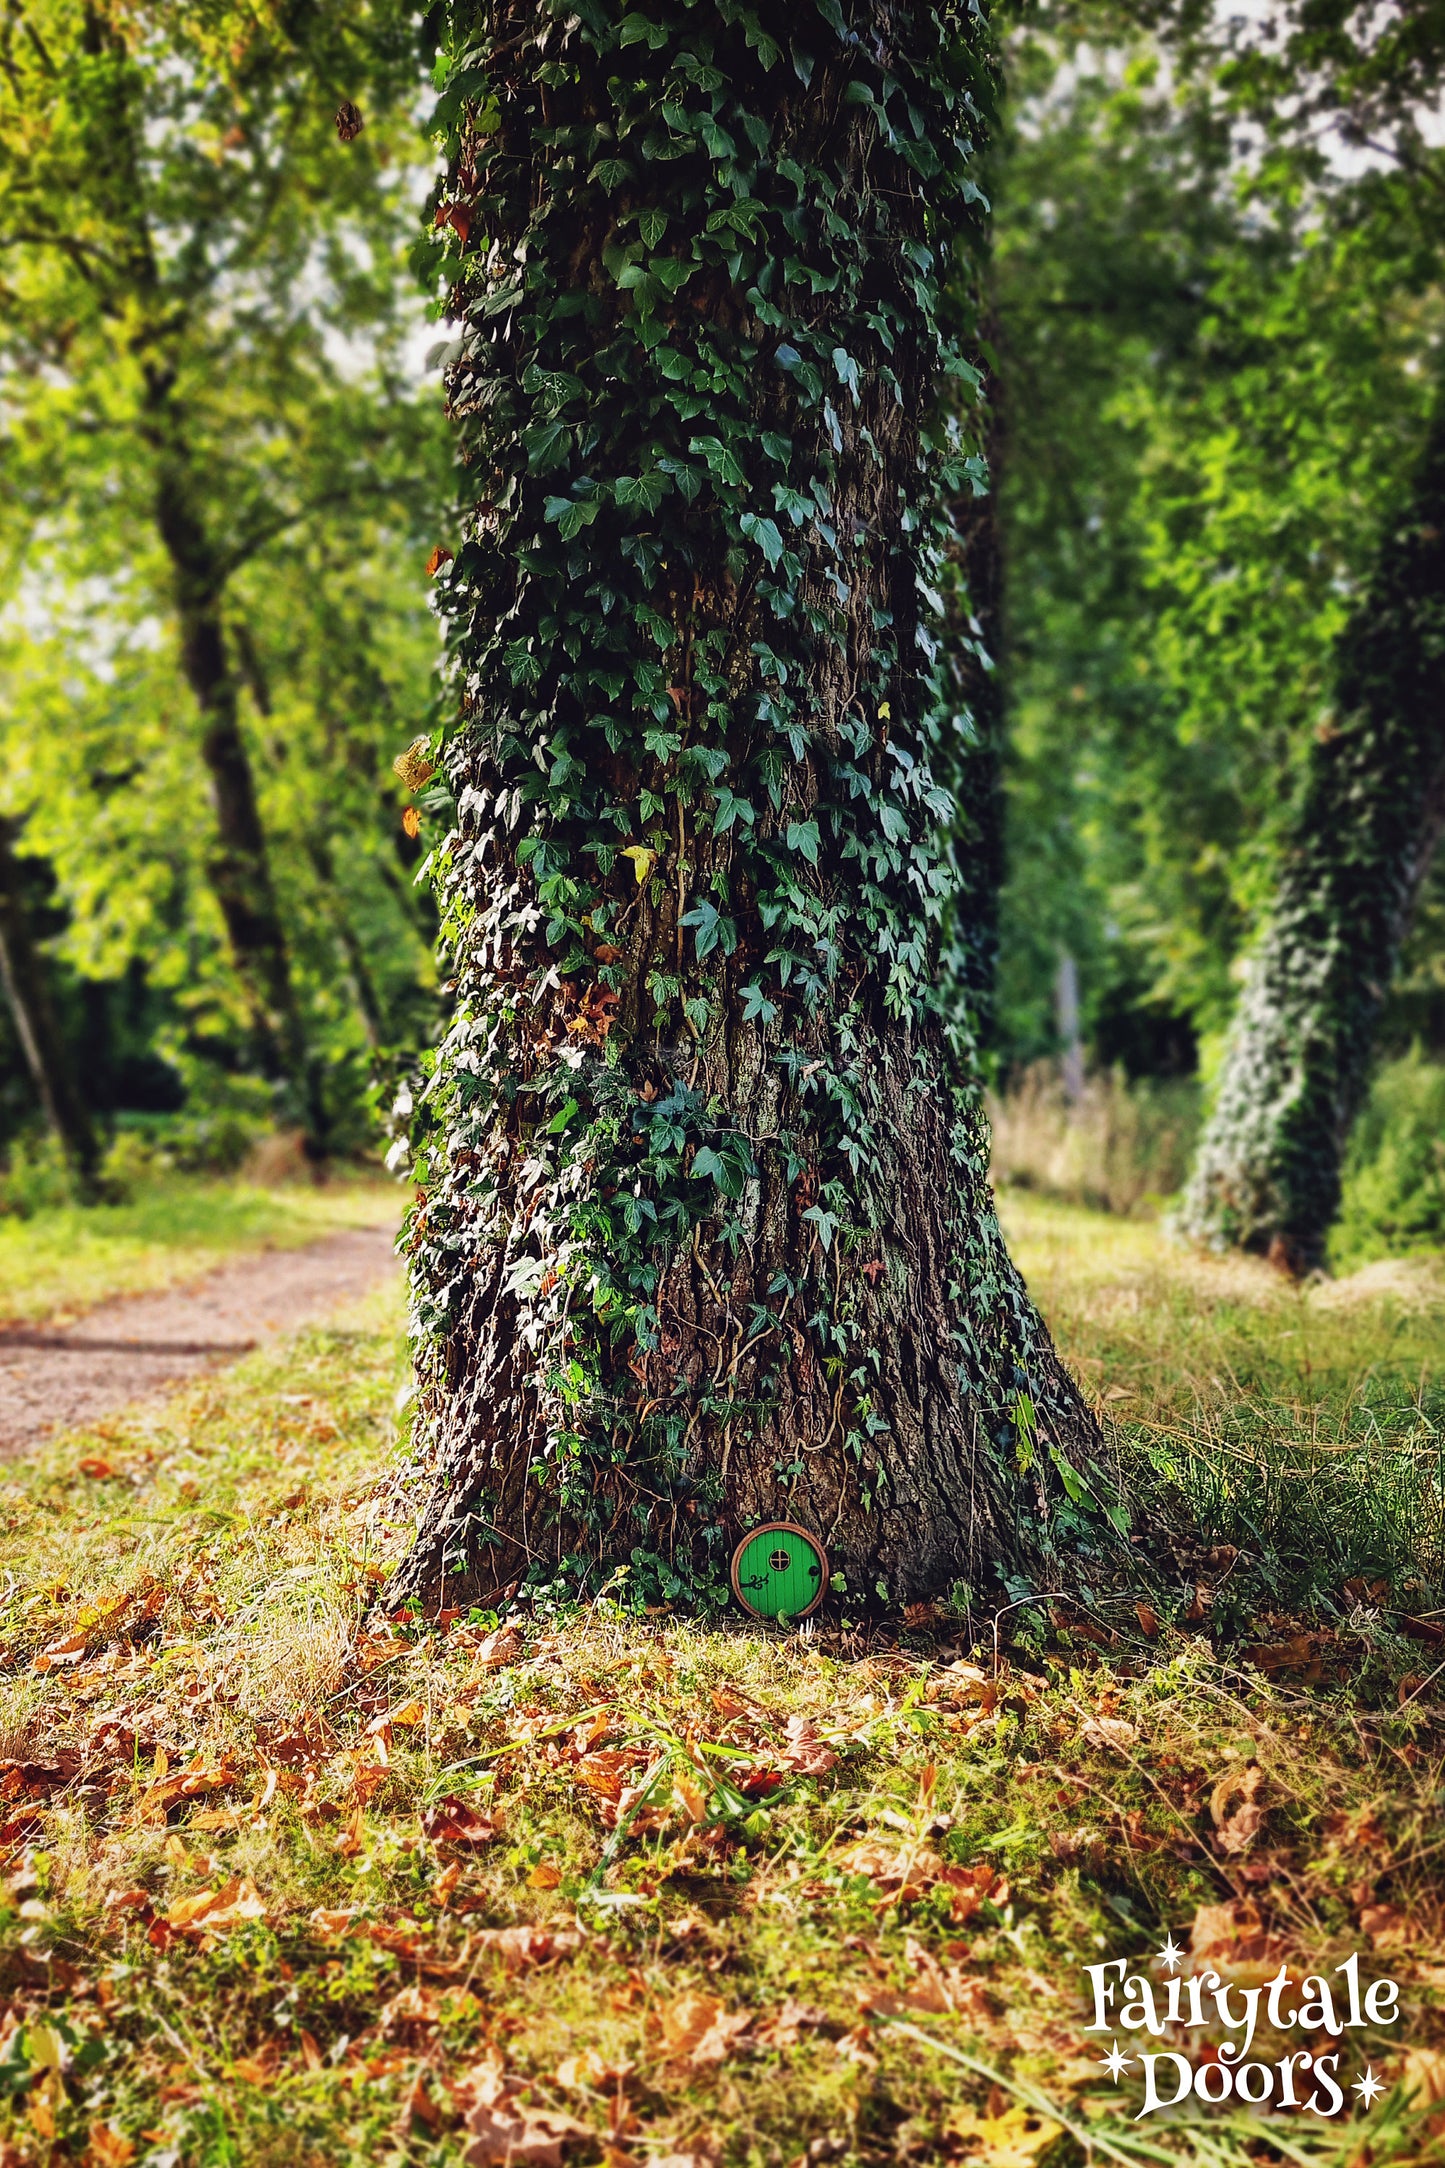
[1082,1716,1138,1751]
[660,1992,752,2067]
[1189,1899,1285,1966]
[1209,1763,1268,1854]
[554,2048,634,2090]
[779,1715,837,1775]
[467,1926,581,1972]
[87,2126,135,2167]
[943,2103,1063,2168]
[528,1862,562,1890]
[1135,1602,1160,1638]
[1400,2047,1445,2108]
[464,2103,563,2168]
[1359,1902,1413,1952]
[751,1998,830,2049]
[78,1460,114,1480]
[424,1801,502,1848]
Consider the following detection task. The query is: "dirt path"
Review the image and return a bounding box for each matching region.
[0,1225,400,1459]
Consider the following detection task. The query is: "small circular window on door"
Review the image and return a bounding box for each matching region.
[729,1522,829,1621]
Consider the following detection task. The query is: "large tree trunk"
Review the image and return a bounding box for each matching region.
[0,818,100,1189]
[388,0,1106,1616]
[1183,391,1445,1273]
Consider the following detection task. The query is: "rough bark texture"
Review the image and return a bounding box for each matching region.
[0,818,100,1186]
[1184,390,1445,1272]
[389,0,1107,1618]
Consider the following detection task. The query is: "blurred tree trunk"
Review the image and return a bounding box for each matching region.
[150,435,326,1153]
[0,819,100,1190]
[387,0,1109,1616]
[1183,392,1445,1272]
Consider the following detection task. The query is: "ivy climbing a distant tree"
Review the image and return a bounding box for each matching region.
[1183,390,1445,1273]
[388,0,1117,1616]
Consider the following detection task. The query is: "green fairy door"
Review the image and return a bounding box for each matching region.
[731,1524,826,1620]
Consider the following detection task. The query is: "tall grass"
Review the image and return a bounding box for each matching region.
[988,1063,1201,1216]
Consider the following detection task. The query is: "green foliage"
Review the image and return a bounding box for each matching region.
[390,0,1114,1608]
[0,0,448,1142]
[1334,1050,1445,1268]
[991,27,1443,1076]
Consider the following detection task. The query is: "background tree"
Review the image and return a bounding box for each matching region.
[981,17,1445,1272]
[0,0,447,1158]
[387,0,1120,1615]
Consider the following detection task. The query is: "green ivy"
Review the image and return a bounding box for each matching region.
[388,0,1111,1611]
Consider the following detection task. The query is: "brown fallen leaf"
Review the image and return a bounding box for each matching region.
[554,2048,635,2090]
[779,1716,838,1775]
[750,1998,829,2050]
[87,2126,135,2167]
[1135,1602,1160,1638]
[465,2102,563,2168]
[1209,1763,1268,1855]
[1359,1902,1413,1952]
[424,1800,503,1847]
[467,1926,581,1972]
[1082,1716,1138,1751]
[1189,1899,1285,1966]
[660,1991,752,2067]
[166,1876,265,1931]
[528,1862,562,1890]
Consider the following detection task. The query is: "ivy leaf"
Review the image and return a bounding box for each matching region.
[523,420,570,473]
[739,512,786,568]
[619,11,670,47]
[688,435,747,489]
[615,470,668,512]
[784,819,820,864]
[638,207,669,248]
[680,898,738,959]
[739,981,778,1023]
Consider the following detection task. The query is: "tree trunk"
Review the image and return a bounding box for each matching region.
[0,818,101,1188]
[150,434,325,1151]
[1183,390,1445,1272]
[388,0,1106,1616]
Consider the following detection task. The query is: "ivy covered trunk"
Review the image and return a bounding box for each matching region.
[1183,393,1445,1274]
[389,0,1109,1616]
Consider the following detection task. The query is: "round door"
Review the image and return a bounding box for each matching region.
[729,1522,828,1621]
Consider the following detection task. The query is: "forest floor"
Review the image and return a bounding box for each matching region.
[0,1198,1442,2168]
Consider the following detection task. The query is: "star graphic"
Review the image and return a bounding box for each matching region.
[1354,2067,1385,2109]
[1098,2040,1134,2083]
[1156,1932,1184,1973]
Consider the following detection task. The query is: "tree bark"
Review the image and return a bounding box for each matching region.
[150,430,325,1150]
[1183,389,1445,1272]
[388,0,1106,1616]
[0,818,101,1187]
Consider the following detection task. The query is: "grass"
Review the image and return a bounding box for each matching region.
[1,1204,1443,2168]
[0,1176,400,1328]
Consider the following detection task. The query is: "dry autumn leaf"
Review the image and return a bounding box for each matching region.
[1209,1763,1268,1854]
[402,806,422,838]
[87,2126,135,2167]
[1189,1898,1285,1966]
[393,737,436,790]
[1359,1902,1413,1951]
[425,545,454,577]
[423,1800,502,1847]
[619,844,656,884]
[659,1991,752,2068]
